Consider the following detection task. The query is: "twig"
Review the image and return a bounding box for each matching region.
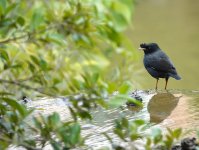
[17,71,41,82]
[0,79,53,96]
[0,33,29,44]
[0,24,60,45]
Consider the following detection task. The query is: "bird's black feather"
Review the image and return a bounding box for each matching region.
[140,43,181,89]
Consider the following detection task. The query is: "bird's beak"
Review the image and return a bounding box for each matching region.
[138,47,146,51]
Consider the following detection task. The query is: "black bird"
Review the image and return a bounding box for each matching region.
[139,43,181,90]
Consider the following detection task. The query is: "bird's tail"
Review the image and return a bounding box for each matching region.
[169,73,181,80]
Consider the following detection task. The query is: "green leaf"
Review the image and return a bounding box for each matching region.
[16,16,25,26]
[78,110,92,120]
[40,59,48,70]
[114,1,133,23]
[118,82,132,94]
[172,128,182,139]
[46,33,65,45]
[133,119,145,126]
[91,73,99,84]
[30,8,44,30]
[0,50,9,61]
[109,94,142,107]
[33,117,42,129]
[2,97,31,118]
[30,55,40,66]
[107,1,133,32]
[5,3,17,15]
[114,128,125,140]
[151,128,163,144]
[146,137,151,148]
[111,11,128,31]
[0,0,6,15]
[108,95,126,107]
[105,25,121,45]
[28,62,36,72]
[0,91,13,96]
[51,141,61,150]
[70,123,81,145]
[24,140,36,148]
[151,128,162,137]
[49,112,61,127]
[165,135,173,149]
[121,117,129,128]
[69,107,77,121]
[130,133,140,141]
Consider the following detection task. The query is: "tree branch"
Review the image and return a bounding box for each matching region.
[0,33,30,44]
[0,79,53,96]
[17,71,41,82]
[0,24,60,44]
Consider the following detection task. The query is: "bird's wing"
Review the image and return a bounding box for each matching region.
[145,51,176,73]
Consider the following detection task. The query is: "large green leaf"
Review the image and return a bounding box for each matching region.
[2,97,33,118]
[0,0,6,15]
[30,8,44,30]
[70,123,81,145]
[109,94,142,107]
[0,50,9,61]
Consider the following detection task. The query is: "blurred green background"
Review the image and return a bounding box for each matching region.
[129,0,199,90]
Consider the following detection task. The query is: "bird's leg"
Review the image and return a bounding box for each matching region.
[155,78,159,90]
[165,78,169,90]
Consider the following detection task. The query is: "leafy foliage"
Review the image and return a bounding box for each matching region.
[0,97,34,149]
[112,117,184,150]
[0,0,137,98]
[33,113,83,149]
[114,117,146,142]
[0,98,83,149]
